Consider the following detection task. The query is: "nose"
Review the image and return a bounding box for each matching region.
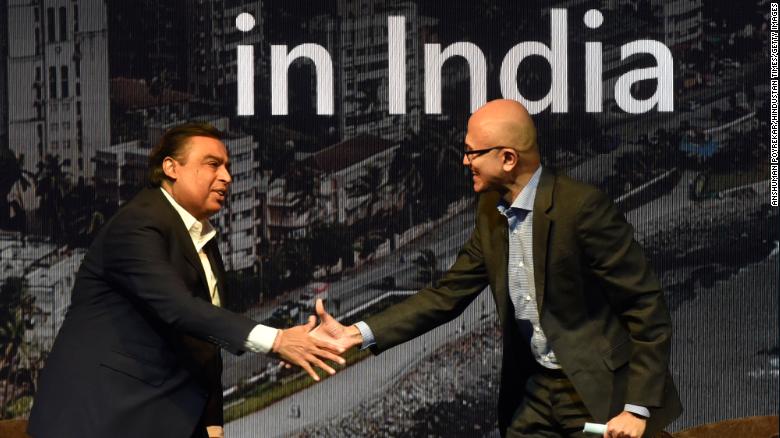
[462,153,471,167]
[219,165,232,185]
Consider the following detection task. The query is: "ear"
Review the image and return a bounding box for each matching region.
[162,156,178,182]
[501,149,519,172]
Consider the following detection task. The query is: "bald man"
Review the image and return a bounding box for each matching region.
[314,99,682,437]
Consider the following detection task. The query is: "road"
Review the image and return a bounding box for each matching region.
[226,292,497,438]
[221,206,476,387]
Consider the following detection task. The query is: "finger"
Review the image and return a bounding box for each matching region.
[304,315,316,331]
[296,358,319,381]
[313,348,346,365]
[311,336,345,353]
[306,353,336,375]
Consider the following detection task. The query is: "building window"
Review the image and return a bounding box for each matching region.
[49,66,57,98]
[35,28,40,54]
[76,101,82,115]
[59,7,67,41]
[76,82,81,96]
[46,8,55,43]
[34,7,39,22]
[75,60,80,78]
[61,66,69,97]
[73,5,79,32]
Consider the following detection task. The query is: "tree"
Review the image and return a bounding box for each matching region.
[0,150,33,232]
[284,164,322,218]
[308,223,352,270]
[346,164,385,222]
[34,155,72,237]
[388,132,425,228]
[0,277,42,419]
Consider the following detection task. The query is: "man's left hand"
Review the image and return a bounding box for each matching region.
[604,411,646,438]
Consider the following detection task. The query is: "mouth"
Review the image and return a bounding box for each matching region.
[212,189,227,200]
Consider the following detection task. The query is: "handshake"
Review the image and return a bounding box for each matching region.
[270,299,364,381]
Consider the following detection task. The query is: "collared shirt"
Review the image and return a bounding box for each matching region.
[160,188,221,306]
[496,166,561,369]
[160,188,277,354]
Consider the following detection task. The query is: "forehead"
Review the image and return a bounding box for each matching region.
[464,123,494,149]
[182,136,228,160]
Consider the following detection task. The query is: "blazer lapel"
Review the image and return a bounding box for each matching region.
[151,188,211,298]
[205,239,228,308]
[487,199,512,326]
[532,168,555,312]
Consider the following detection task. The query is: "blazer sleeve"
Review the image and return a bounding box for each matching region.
[575,189,672,408]
[101,212,257,355]
[365,212,490,353]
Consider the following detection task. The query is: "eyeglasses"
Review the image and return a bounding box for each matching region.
[463,146,508,164]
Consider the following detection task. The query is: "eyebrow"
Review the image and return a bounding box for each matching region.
[202,154,229,165]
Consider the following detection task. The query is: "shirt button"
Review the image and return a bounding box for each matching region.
[525,295,532,301]
[543,356,550,362]
[513,229,519,234]
[534,326,540,332]
[518,261,524,267]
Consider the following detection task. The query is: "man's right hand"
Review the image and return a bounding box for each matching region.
[271,315,345,381]
[310,299,364,351]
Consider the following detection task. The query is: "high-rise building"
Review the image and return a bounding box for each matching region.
[311,0,431,142]
[187,0,265,107]
[653,0,702,54]
[107,0,265,112]
[5,0,110,184]
[1,0,8,148]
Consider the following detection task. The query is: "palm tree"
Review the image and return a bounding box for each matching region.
[284,164,321,218]
[413,123,470,222]
[34,154,72,237]
[0,150,33,231]
[346,164,385,222]
[388,132,425,228]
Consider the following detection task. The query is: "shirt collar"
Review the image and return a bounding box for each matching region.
[159,187,216,252]
[497,166,543,216]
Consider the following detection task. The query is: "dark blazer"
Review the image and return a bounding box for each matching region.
[28,188,258,438]
[365,168,682,437]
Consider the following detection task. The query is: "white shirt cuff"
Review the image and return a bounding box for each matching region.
[624,404,650,418]
[244,324,279,354]
[354,321,376,349]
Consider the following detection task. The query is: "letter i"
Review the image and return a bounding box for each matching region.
[584,9,603,113]
[236,13,256,116]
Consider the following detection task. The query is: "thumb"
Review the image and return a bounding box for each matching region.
[316,299,329,320]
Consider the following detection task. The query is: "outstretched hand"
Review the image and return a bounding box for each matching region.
[310,299,364,351]
[272,315,346,381]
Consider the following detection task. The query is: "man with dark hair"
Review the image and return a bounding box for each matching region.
[313,100,682,438]
[28,123,344,438]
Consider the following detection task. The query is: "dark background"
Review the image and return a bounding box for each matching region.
[0,0,776,436]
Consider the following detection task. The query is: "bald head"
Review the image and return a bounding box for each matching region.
[465,99,538,155]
